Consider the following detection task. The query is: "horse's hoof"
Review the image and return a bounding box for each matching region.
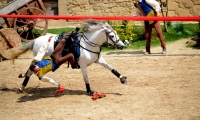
[0,57,4,62]
[87,90,96,96]
[17,87,23,94]
[120,76,127,84]
[18,73,24,78]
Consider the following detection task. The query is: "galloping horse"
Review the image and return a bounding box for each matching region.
[0,20,127,94]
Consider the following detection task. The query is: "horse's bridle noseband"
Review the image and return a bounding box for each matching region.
[105,29,120,47]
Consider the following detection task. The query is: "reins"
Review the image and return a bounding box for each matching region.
[82,34,101,47]
[79,33,102,62]
[76,27,120,62]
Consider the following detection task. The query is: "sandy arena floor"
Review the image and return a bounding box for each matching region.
[0,38,200,120]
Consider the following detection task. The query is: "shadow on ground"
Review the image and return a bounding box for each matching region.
[0,86,124,102]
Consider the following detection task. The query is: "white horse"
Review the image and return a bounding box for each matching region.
[0,20,127,94]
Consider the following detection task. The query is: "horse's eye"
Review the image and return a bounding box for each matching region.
[109,35,114,38]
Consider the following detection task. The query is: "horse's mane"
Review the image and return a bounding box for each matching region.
[81,19,112,32]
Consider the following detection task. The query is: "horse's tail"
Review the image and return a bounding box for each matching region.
[0,40,34,60]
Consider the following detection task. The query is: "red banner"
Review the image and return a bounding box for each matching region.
[0,14,199,21]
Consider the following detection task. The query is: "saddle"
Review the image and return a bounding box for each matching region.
[54,27,81,69]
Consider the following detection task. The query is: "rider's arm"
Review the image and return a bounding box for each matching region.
[34,36,53,61]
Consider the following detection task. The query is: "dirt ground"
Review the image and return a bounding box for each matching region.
[0,38,200,120]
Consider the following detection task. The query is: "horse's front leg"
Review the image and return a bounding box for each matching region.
[80,65,95,95]
[96,56,127,84]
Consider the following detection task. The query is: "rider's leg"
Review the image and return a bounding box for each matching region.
[51,38,76,67]
[55,53,75,66]
[40,76,60,87]
[40,76,65,94]
[52,38,66,55]
[53,32,71,54]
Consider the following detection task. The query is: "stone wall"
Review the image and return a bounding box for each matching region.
[55,0,200,27]
[58,0,200,16]
[0,0,199,28]
[0,0,199,16]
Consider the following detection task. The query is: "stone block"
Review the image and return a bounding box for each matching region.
[72,0,88,4]
[191,5,200,16]
[181,1,194,8]
[58,5,67,15]
[89,0,102,4]
[168,11,176,16]
[58,0,68,4]
[177,8,190,16]
[194,0,200,5]
[168,2,178,11]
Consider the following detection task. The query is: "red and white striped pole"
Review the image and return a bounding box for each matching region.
[0,14,199,21]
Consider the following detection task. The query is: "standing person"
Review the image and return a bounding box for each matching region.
[134,0,166,54]
[19,34,78,94]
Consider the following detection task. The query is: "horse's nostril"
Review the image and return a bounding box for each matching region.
[118,46,123,50]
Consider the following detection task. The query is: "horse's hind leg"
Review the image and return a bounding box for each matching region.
[96,56,127,84]
[18,60,35,92]
[18,68,33,92]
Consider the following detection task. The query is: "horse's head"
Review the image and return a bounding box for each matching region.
[103,25,124,50]
[81,20,124,50]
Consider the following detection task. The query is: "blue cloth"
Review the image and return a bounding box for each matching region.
[34,57,59,79]
[35,59,51,69]
[52,62,59,72]
[35,59,52,80]
[139,0,153,15]
[139,0,155,26]
[74,37,80,58]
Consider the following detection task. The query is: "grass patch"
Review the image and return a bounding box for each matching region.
[112,22,199,51]
[47,28,74,34]
[45,23,199,52]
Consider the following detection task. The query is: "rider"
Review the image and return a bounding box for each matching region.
[20,33,78,93]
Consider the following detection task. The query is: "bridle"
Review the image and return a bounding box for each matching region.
[79,27,120,61]
[105,28,120,47]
